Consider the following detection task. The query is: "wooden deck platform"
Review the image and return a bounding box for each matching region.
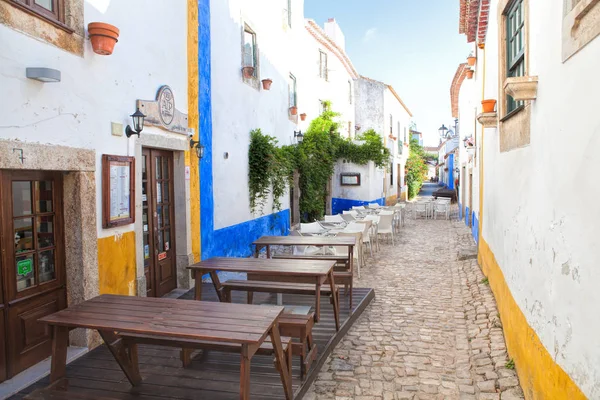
[11,284,374,400]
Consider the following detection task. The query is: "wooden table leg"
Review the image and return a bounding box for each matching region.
[49,325,69,383]
[210,270,225,302]
[348,245,354,310]
[266,245,271,259]
[328,272,340,331]
[240,345,251,400]
[194,270,203,301]
[99,331,142,386]
[314,280,321,323]
[269,323,292,400]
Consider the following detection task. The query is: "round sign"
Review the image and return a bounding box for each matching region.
[157,86,175,126]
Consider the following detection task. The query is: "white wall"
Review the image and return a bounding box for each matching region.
[210,0,303,229]
[298,19,356,138]
[332,160,384,203]
[383,87,411,199]
[0,0,188,239]
[482,0,600,396]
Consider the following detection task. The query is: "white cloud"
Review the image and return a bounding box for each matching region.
[362,28,377,43]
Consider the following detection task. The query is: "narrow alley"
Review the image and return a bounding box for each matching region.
[307,205,524,400]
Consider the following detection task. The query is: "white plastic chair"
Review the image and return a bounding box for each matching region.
[364,215,380,251]
[324,214,345,224]
[414,203,428,219]
[433,202,450,220]
[331,231,362,279]
[355,219,375,258]
[367,203,380,209]
[341,213,356,222]
[352,206,366,210]
[289,230,323,255]
[300,222,326,234]
[377,213,395,245]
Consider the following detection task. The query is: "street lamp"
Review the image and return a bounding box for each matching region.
[438,124,448,139]
[294,130,304,143]
[125,108,146,138]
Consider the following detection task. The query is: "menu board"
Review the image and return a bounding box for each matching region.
[102,155,135,228]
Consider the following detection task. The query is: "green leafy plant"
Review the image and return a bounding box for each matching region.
[506,359,515,370]
[481,277,489,285]
[406,138,428,199]
[248,102,391,220]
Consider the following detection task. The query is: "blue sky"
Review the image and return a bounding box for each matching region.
[304,0,472,147]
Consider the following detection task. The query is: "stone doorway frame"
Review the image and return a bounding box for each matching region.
[0,139,98,348]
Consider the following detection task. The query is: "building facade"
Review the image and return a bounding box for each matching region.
[456,0,600,398]
[0,0,200,382]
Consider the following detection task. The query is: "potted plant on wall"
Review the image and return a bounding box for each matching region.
[300,113,307,121]
[88,22,120,55]
[466,69,474,79]
[242,66,255,79]
[261,78,272,90]
[467,53,476,66]
[289,106,298,115]
[481,99,497,113]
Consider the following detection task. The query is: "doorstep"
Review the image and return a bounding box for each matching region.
[0,346,87,400]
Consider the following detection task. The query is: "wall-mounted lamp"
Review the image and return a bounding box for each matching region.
[190,138,204,158]
[125,108,146,138]
[26,67,61,83]
[294,130,304,143]
[355,124,361,131]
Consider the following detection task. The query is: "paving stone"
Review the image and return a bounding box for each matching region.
[305,210,524,399]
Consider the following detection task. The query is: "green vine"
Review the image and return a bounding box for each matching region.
[248,101,390,220]
[406,137,428,199]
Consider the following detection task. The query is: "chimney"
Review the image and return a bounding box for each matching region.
[324,18,346,51]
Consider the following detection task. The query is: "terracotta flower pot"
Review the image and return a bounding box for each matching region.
[300,113,307,121]
[261,79,272,90]
[466,69,474,79]
[242,66,255,79]
[289,106,298,115]
[467,56,476,66]
[481,99,497,113]
[88,22,119,55]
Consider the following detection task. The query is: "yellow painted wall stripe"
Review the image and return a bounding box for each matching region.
[479,238,586,400]
[187,0,201,262]
[97,232,137,296]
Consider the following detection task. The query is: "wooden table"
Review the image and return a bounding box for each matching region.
[39,295,292,400]
[187,257,340,330]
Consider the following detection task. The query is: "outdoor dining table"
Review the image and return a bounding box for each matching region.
[253,235,356,262]
[187,257,340,330]
[39,294,291,400]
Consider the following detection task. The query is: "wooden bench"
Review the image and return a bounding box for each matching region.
[279,313,318,379]
[271,254,353,303]
[119,332,293,373]
[221,280,339,305]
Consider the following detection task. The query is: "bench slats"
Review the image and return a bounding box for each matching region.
[222,280,337,295]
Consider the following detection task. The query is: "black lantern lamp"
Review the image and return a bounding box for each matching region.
[438,124,448,138]
[294,130,304,143]
[125,108,146,138]
[190,138,204,158]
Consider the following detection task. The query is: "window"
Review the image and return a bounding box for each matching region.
[319,51,328,80]
[348,80,352,104]
[390,163,394,186]
[288,74,297,107]
[562,0,600,61]
[284,0,292,27]
[243,29,257,70]
[506,0,525,113]
[389,115,393,135]
[9,0,65,26]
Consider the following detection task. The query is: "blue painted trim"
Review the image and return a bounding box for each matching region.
[458,202,462,219]
[198,0,214,260]
[210,210,290,258]
[331,197,385,215]
[465,206,470,226]
[448,154,454,190]
[472,212,479,245]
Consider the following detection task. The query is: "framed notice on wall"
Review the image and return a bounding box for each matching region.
[340,173,361,186]
[102,155,135,228]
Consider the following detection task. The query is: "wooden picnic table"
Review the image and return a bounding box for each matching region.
[38,295,292,400]
[187,257,340,330]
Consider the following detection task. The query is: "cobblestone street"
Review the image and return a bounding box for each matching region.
[306,212,525,400]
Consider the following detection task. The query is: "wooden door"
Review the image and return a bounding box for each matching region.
[0,235,6,383]
[0,171,66,379]
[142,149,177,298]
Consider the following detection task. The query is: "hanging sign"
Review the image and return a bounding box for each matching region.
[136,86,190,135]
